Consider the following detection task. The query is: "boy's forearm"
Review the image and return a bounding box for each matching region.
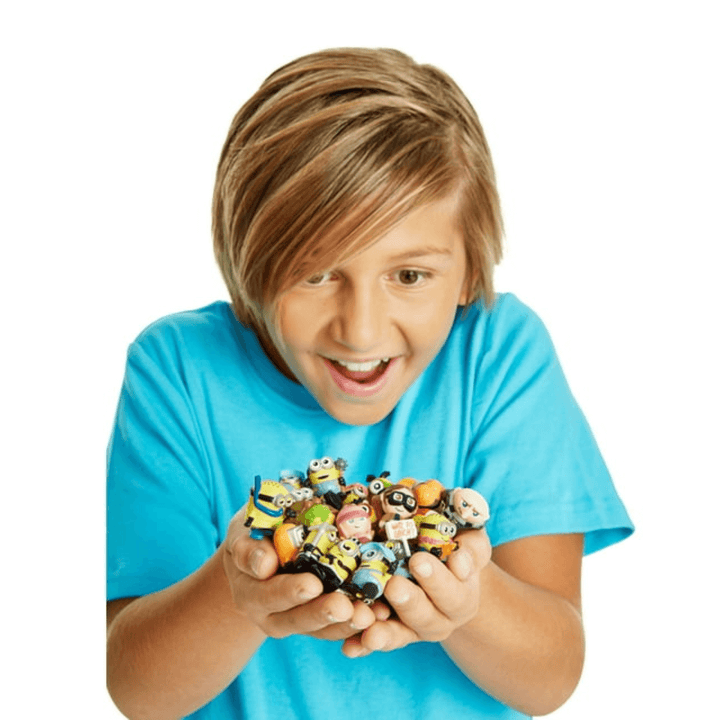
[442,561,585,717]
[107,547,265,720]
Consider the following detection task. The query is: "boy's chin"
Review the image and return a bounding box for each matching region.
[319,397,397,427]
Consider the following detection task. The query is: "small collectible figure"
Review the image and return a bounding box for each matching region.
[345,541,399,604]
[278,469,306,492]
[444,488,490,530]
[273,522,307,567]
[378,484,418,530]
[414,510,458,561]
[312,537,362,592]
[295,502,335,528]
[336,502,374,543]
[244,476,298,539]
[415,479,445,510]
[365,471,392,496]
[292,520,339,573]
[342,482,369,505]
[306,456,348,510]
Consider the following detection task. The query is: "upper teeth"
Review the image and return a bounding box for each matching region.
[334,358,389,372]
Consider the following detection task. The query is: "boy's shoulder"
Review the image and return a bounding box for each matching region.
[133,301,235,345]
[127,301,244,366]
[441,293,557,384]
[458,292,549,343]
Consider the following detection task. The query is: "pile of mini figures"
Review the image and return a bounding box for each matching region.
[244,456,490,605]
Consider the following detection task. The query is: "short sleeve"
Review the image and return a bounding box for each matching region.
[466,296,633,555]
[107,327,218,601]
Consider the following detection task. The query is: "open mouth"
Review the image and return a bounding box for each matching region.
[327,358,391,384]
[322,357,396,397]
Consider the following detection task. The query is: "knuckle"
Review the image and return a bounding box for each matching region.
[442,593,470,618]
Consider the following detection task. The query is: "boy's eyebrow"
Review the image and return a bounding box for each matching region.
[387,245,455,261]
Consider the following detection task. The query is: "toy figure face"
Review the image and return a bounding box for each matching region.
[261,194,469,426]
[340,515,371,535]
[337,504,373,539]
[307,456,342,484]
[382,487,418,518]
[453,488,490,526]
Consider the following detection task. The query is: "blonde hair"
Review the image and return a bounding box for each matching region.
[212,47,503,329]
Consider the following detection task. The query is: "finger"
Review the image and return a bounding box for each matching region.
[226,532,279,580]
[381,571,461,642]
[407,551,480,626]
[451,528,492,577]
[264,588,356,638]
[308,599,378,641]
[370,600,392,622]
[239,571,325,617]
[344,618,419,656]
[341,633,370,658]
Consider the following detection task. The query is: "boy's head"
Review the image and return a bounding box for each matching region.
[212,47,503,331]
[212,48,503,425]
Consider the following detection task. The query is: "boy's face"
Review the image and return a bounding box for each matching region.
[261,193,469,426]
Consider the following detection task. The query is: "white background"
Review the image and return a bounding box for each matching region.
[2,1,718,717]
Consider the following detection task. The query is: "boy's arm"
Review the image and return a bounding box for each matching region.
[444,533,584,716]
[342,531,584,717]
[106,508,379,720]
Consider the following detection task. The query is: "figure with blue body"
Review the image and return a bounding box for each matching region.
[346,541,399,604]
[306,456,348,510]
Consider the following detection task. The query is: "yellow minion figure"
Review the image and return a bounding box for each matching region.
[315,537,362,591]
[244,475,294,539]
[414,510,458,561]
[306,456,348,509]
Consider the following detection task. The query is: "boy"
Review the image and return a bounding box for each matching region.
[107,48,633,719]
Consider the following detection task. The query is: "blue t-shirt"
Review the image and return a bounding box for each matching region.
[107,294,633,719]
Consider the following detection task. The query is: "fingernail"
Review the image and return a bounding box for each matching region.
[348,646,371,658]
[298,583,321,602]
[454,550,473,580]
[391,589,410,605]
[413,561,432,578]
[249,548,265,576]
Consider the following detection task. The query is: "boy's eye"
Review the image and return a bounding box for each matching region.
[305,272,334,286]
[396,269,426,285]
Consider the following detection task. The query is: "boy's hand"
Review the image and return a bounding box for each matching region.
[341,528,492,657]
[222,507,379,640]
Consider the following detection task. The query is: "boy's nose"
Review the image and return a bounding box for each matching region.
[332,284,388,353]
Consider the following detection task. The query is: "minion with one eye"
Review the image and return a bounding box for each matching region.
[313,537,362,592]
[306,456,348,509]
[244,476,296,539]
[345,542,398,604]
[414,510,458,561]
